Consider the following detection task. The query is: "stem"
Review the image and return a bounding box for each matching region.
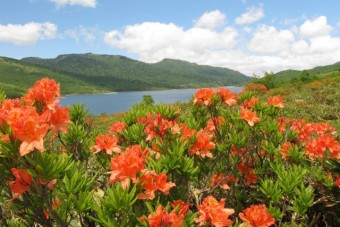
[39,186,68,226]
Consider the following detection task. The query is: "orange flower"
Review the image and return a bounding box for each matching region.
[243,97,259,109]
[108,145,148,189]
[193,88,216,106]
[279,142,291,160]
[195,196,234,227]
[189,130,215,158]
[240,108,260,127]
[204,116,224,133]
[41,106,70,135]
[217,87,237,106]
[9,168,33,200]
[109,121,126,134]
[138,113,179,141]
[239,204,275,227]
[91,133,121,155]
[137,170,176,200]
[209,173,238,190]
[170,200,190,216]
[43,200,61,219]
[305,134,340,159]
[237,163,258,185]
[335,175,340,188]
[11,109,49,156]
[180,123,197,142]
[267,95,284,108]
[244,84,267,93]
[141,205,184,227]
[23,78,60,111]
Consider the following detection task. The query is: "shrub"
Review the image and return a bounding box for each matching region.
[0,78,339,226]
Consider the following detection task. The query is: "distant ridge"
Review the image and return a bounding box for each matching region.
[274,61,340,82]
[21,53,250,91]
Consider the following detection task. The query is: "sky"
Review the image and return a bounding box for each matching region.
[1,0,340,76]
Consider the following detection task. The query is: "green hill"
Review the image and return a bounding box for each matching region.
[21,53,250,91]
[0,57,110,97]
[274,61,340,83]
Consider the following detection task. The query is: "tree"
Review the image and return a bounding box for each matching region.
[142,95,154,105]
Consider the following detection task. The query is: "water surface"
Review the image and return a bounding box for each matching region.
[60,87,243,115]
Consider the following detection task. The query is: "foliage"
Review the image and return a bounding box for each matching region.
[21,53,251,91]
[251,72,277,89]
[0,57,109,98]
[0,77,339,227]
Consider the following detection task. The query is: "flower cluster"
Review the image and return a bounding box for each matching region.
[1,78,339,226]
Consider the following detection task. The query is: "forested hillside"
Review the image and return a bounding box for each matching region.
[0,57,109,97]
[21,53,250,91]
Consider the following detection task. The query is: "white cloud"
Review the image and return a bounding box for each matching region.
[104,21,237,63]
[309,36,340,54]
[247,25,295,53]
[300,16,332,38]
[51,0,97,8]
[0,22,57,45]
[235,6,264,25]
[103,12,340,76]
[65,26,96,43]
[194,10,226,30]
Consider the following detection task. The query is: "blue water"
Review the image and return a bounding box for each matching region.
[60,87,243,115]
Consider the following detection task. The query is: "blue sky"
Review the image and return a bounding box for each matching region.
[1,0,340,75]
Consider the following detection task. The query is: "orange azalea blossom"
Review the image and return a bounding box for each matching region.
[180,123,197,142]
[266,95,284,108]
[286,119,335,143]
[109,121,126,134]
[23,78,60,111]
[137,170,176,200]
[193,88,216,106]
[170,200,190,216]
[10,109,49,156]
[108,145,148,189]
[239,204,275,227]
[279,142,292,160]
[40,106,70,135]
[43,200,61,219]
[195,196,234,227]
[37,178,57,190]
[217,87,237,106]
[189,130,215,158]
[138,113,180,141]
[9,168,33,200]
[237,163,258,185]
[335,175,340,188]
[0,99,23,112]
[141,204,184,227]
[210,173,238,190]
[204,116,224,133]
[91,133,121,155]
[231,145,248,156]
[240,108,260,127]
[243,97,259,109]
[244,84,267,93]
[305,134,340,159]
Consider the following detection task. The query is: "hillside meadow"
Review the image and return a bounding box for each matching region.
[1,75,338,226]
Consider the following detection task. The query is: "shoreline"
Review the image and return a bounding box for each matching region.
[61,85,244,97]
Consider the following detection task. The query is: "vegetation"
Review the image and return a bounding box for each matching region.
[0,57,110,97]
[21,53,251,91]
[0,76,339,226]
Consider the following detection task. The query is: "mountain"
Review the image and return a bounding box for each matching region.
[21,53,250,91]
[0,57,110,98]
[274,61,340,83]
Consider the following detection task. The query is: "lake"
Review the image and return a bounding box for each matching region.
[60,87,243,115]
